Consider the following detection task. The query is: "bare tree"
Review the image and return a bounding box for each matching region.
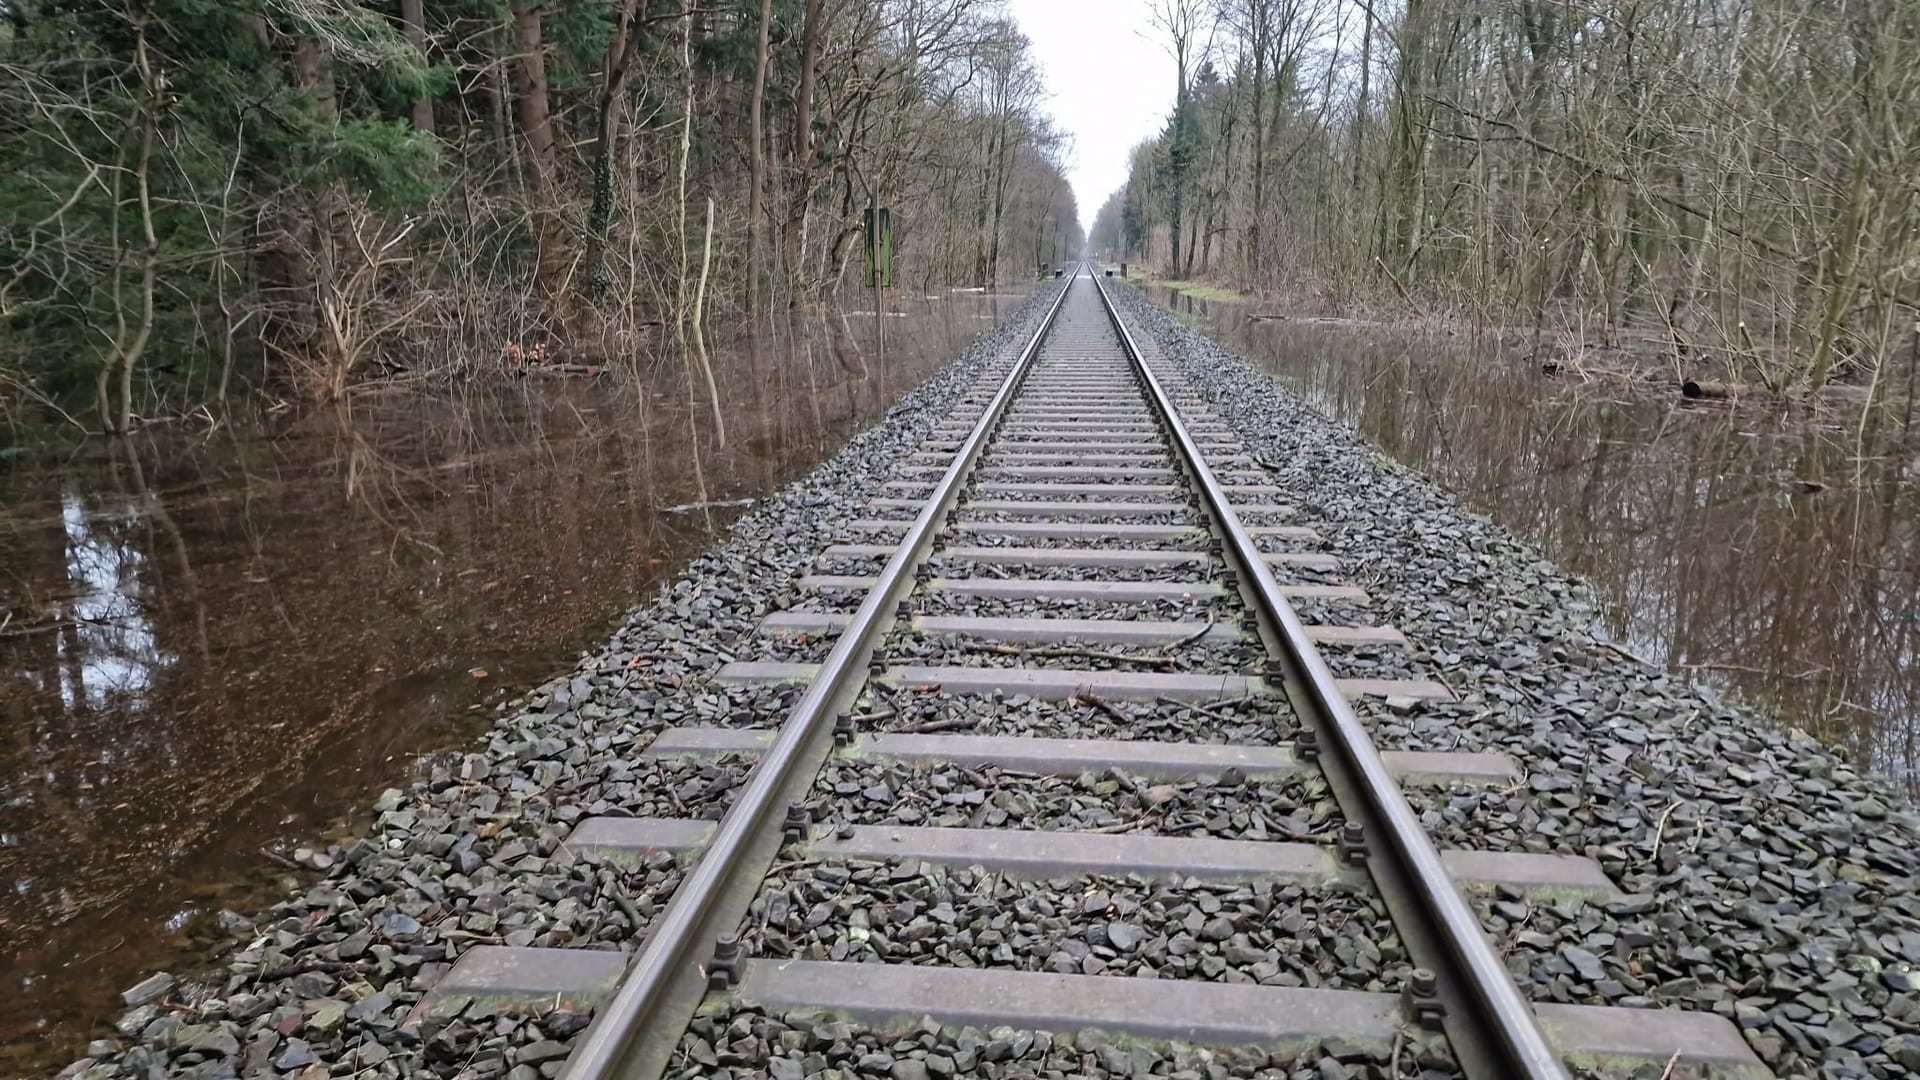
[1150,0,1209,277]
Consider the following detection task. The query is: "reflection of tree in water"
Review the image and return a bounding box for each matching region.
[55,495,171,712]
[4,459,200,948]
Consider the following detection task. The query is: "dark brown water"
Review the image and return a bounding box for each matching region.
[1154,288,1920,785]
[0,289,1026,1070]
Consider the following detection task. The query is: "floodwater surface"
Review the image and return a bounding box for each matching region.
[1154,287,1920,784]
[0,289,1026,1070]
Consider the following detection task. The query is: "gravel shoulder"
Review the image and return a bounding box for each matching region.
[1106,281,1920,1080]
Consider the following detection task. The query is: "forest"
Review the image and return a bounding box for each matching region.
[0,0,1083,432]
[1092,0,1920,400]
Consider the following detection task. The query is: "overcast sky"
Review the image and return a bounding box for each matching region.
[1005,0,1175,233]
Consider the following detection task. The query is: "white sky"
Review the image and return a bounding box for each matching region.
[1005,0,1176,233]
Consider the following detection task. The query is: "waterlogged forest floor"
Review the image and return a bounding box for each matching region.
[1147,283,1920,788]
[1147,278,1249,304]
[0,286,1030,1071]
[1139,274,1911,413]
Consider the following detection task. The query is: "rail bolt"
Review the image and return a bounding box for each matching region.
[897,599,914,620]
[783,804,812,844]
[868,656,887,676]
[1338,821,1370,866]
[1238,610,1259,632]
[1403,967,1447,1029]
[915,564,933,583]
[1207,539,1224,557]
[1222,571,1239,590]
[1295,728,1320,763]
[1261,658,1288,681]
[833,712,857,747]
[708,934,742,990]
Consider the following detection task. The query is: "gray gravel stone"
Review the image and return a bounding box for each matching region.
[806,759,1339,840]
[743,861,1405,993]
[672,1004,1455,1079]
[856,683,1295,745]
[119,972,173,1007]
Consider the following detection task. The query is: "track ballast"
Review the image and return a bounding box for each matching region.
[417,268,1767,1080]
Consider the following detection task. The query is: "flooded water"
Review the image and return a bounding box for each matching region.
[0,289,1027,1070]
[1153,288,1920,786]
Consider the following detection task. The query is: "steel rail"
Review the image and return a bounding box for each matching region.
[556,273,1077,1080]
[1086,272,1569,1080]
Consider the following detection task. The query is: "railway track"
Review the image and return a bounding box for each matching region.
[416,268,1766,1078]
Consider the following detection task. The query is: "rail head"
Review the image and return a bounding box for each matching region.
[556,275,1079,1080]
[1085,271,1569,1080]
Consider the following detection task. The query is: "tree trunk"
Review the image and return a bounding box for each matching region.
[1352,2,1369,190]
[99,27,161,434]
[267,33,339,391]
[1169,66,1189,276]
[747,0,773,313]
[1184,197,1200,273]
[1384,0,1429,269]
[973,108,992,283]
[1249,26,1266,277]
[988,117,1011,282]
[587,0,643,298]
[784,0,825,298]
[401,0,435,135]
[510,2,572,320]
[486,25,513,164]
